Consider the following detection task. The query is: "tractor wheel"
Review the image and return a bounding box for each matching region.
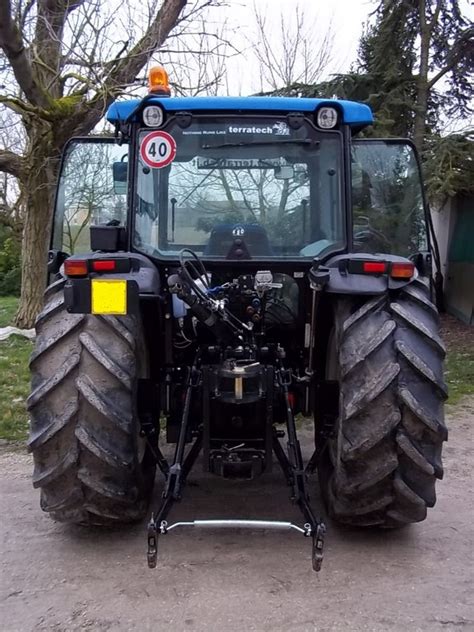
[321,277,447,527]
[27,278,156,525]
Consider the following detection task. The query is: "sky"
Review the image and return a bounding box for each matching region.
[221,0,373,95]
[148,0,374,98]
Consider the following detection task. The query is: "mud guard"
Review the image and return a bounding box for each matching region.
[320,253,423,295]
[61,252,160,314]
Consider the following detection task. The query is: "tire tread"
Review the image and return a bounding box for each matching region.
[28,280,154,525]
[324,279,446,527]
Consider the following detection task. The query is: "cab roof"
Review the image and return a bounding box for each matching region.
[106,96,373,128]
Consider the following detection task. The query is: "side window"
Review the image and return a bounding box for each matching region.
[351,140,428,256]
[52,140,129,254]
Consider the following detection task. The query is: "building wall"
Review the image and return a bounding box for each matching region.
[431,198,456,288]
[445,263,473,324]
[432,194,473,325]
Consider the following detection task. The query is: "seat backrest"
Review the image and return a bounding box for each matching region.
[204,223,273,257]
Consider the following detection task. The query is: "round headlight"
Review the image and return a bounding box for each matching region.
[143,105,164,127]
[316,107,338,129]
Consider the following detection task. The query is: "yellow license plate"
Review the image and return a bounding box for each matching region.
[91,279,127,315]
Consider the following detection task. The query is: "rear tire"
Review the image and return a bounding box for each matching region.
[28,278,156,525]
[321,277,447,527]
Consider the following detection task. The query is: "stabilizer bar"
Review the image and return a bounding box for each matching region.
[161,519,311,535]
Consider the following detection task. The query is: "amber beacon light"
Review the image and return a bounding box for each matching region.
[148,65,171,95]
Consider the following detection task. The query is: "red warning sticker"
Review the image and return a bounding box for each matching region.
[140,131,177,169]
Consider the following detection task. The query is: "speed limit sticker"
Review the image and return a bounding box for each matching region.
[140,131,177,169]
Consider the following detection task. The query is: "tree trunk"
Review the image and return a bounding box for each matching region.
[15,141,59,328]
[413,0,430,153]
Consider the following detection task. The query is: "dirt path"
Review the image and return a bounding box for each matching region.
[1,400,473,632]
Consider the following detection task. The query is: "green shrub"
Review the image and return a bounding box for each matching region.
[0,225,22,296]
[0,266,21,296]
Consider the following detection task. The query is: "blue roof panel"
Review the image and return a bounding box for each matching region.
[106,96,373,127]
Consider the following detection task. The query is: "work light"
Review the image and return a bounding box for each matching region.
[316,107,338,129]
[143,105,164,127]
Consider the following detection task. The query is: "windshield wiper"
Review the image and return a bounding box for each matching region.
[202,139,319,149]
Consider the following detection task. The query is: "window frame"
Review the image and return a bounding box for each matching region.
[51,136,129,253]
[350,137,431,258]
[131,114,349,263]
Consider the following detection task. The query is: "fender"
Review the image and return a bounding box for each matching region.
[62,252,161,314]
[315,253,424,295]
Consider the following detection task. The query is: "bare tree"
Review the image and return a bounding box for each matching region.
[251,2,334,92]
[159,16,236,96]
[0,0,225,327]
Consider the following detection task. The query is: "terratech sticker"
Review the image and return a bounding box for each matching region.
[140,131,177,169]
[228,122,290,136]
[181,121,291,137]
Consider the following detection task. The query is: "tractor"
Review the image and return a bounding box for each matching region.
[28,66,447,572]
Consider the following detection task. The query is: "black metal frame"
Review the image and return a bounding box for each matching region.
[146,357,325,572]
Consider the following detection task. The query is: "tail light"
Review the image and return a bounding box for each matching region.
[64,259,88,276]
[363,261,387,274]
[92,260,116,272]
[347,259,387,274]
[390,262,415,279]
[64,257,130,277]
[346,259,414,279]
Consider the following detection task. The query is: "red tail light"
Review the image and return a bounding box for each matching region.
[64,259,88,276]
[92,260,116,272]
[390,262,415,279]
[363,261,387,274]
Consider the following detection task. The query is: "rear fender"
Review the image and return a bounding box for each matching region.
[62,252,160,314]
[321,253,421,295]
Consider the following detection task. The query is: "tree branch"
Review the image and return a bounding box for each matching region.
[427,27,474,90]
[428,0,443,31]
[103,0,187,86]
[32,0,87,99]
[0,0,48,106]
[70,0,188,135]
[0,149,25,179]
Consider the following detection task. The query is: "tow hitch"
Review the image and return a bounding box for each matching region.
[146,363,326,572]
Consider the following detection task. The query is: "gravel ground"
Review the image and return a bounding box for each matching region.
[1,399,473,632]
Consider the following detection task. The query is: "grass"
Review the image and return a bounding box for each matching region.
[442,313,474,405]
[0,296,472,443]
[0,335,32,442]
[0,295,20,328]
[0,296,32,442]
[445,348,474,405]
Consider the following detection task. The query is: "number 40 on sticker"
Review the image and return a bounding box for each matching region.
[140,131,177,169]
